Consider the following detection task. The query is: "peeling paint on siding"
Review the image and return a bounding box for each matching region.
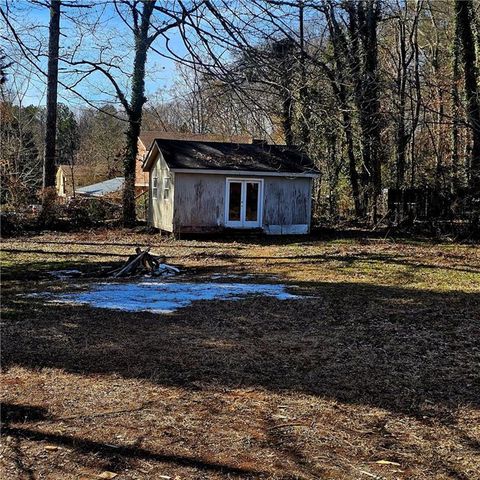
[149,165,312,234]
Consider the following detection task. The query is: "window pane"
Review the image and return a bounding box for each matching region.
[245,182,259,221]
[228,182,241,221]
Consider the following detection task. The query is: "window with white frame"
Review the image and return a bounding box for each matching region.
[152,176,158,199]
[163,177,170,200]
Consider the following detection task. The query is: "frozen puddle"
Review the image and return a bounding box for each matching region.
[47,281,300,314]
[47,269,82,280]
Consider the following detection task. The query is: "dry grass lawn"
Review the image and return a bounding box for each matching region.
[1,230,479,479]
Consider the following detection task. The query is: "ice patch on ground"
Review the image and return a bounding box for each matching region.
[47,269,82,279]
[210,273,256,280]
[47,281,300,314]
[209,273,278,280]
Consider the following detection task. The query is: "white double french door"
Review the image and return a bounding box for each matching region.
[225,178,263,228]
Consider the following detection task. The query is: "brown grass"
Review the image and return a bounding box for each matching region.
[1,230,479,479]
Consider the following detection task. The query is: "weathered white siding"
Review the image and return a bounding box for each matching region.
[171,173,311,234]
[173,173,226,232]
[263,177,312,234]
[149,161,313,234]
[149,152,174,231]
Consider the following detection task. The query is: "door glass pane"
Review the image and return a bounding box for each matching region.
[228,182,242,221]
[245,182,259,221]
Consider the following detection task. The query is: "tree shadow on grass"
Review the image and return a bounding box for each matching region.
[2,277,479,418]
[0,259,128,282]
[2,420,268,478]
[3,244,479,278]
[249,251,480,275]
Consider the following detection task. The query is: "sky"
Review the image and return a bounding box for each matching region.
[2,0,309,113]
[2,0,189,111]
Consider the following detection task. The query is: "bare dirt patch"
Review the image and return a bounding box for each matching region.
[1,230,479,479]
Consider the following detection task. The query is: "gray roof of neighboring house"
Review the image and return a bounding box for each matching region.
[143,139,318,175]
[76,177,124,197]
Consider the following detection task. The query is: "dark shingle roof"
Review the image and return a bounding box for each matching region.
[146,139,317,174]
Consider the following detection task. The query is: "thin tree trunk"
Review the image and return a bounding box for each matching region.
[282,90,294,146]
[395,18,407,188]
[298,1,309,146]
[340,86,363,217]
[327,131,339,218]
[43,0,60,191]
[435,90,445,190]
[451,17,461,190]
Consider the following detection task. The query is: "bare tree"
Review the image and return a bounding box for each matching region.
[65,0,203,226]
[43,0,60,192]
[455,0,480,191]
[1,73,43,206]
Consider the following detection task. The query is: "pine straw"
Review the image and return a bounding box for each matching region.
[1,230,479,479]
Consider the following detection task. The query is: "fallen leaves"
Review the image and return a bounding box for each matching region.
[97,472,118,479]
[375,460,401,466]
[1,232,479,480]
[44,445,62,451]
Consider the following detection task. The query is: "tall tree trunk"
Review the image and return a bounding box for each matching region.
[409,10,421,190]
[324,3,363,217]
[123,1,155,227]
[455,0,480,192]
[365,0,382,223]
[348,0,382,222]
[43,0,60,192]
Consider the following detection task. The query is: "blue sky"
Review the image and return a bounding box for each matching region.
[3,0,307,112]
[2,0,188,110]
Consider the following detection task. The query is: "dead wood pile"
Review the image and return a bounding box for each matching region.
[109,247,180,277]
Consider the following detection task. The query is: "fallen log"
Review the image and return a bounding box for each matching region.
[110,247,177,277]
[113,248,151,277]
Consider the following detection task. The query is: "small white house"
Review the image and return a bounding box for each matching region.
[142,138,318,235]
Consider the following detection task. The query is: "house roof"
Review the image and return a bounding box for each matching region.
[76,177,124,197]
[143,139,318,175]
[139,131,253,151]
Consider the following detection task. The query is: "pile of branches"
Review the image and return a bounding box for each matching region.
[110,247,180,277]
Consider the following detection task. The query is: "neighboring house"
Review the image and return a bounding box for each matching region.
[56,164,111,198]
[76,177,124,198]
[142,138,318,235]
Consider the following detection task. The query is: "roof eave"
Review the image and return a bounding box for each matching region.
[170,168,319,178]
[142,140,160,172]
